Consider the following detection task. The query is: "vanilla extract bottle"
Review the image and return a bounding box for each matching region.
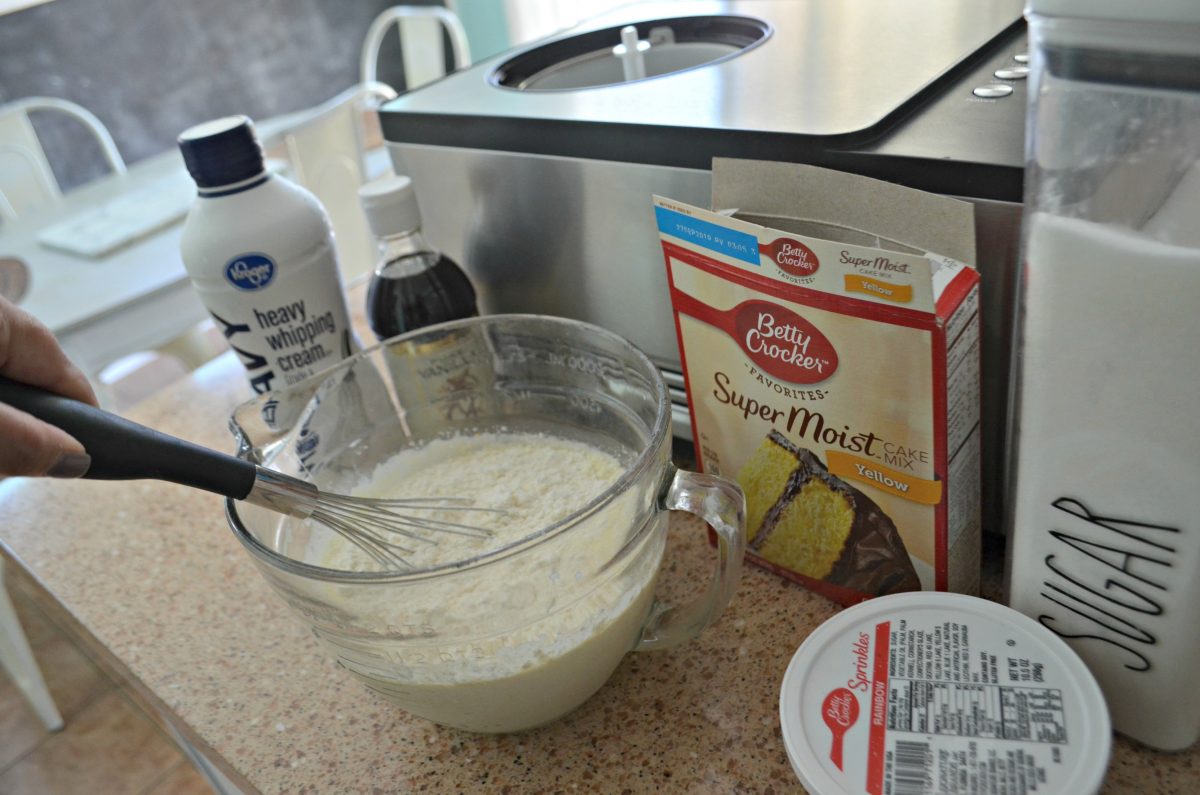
[358,175,477,338]
[358,175,484,421]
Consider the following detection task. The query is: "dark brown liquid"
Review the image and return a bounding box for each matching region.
[366,252,478,340]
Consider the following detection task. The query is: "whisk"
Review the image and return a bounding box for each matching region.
[0,377,495,569]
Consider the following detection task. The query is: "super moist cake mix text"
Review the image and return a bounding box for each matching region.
[655,191,981,606]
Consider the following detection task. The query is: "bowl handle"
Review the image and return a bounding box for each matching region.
[634,467,747,651]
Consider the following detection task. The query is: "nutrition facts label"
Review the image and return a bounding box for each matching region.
[884,619,1069,745]
[878,620,1071,794]
[888,680,1068,742]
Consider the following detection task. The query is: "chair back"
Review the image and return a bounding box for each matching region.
[278,83,399,283]
[0,97,125,223]
[360,6,472,90]
[0,108,60,220]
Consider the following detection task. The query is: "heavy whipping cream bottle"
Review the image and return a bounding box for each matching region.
[177,116,356,394]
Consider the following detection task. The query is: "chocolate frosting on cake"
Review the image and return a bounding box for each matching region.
[751,431,921,596]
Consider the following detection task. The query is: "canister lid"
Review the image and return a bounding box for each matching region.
[1027,0,1200,24]
[779,592,1111,795]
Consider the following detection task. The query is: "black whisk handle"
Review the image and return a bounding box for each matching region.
[0,375,257,500]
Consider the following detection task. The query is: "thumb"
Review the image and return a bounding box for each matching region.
[0,402,91,478]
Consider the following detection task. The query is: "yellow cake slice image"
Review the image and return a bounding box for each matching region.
[737,430,921,596]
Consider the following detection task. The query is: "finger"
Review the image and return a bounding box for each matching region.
[0,401,91,478]
[0,296,98,406]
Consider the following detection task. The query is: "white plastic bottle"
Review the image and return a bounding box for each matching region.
[177,116,357,394]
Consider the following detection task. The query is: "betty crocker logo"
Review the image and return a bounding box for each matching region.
[822,687,860,770]
[767,237,820,278]
[733,301,838,384]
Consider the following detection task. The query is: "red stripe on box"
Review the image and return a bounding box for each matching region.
[866,621,891,795]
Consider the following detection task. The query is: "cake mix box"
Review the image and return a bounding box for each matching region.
[655,159,981,605]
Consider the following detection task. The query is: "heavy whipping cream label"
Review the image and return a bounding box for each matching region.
[195,245,355,393]
[780,594,1111,795]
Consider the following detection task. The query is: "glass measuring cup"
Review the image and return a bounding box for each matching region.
[226,314,745,733]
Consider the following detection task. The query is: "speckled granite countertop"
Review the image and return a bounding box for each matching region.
[1,351,1197,794]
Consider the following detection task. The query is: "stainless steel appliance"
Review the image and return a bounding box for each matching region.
[379,0,1027,532]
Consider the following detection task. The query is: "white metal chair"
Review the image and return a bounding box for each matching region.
[0,97,125,223]
[360,6,472,91]
[90,312,228,412]
[0,557,63,731]
[0,188,17,221]
[0,99,218,411]
[262,82,399,283]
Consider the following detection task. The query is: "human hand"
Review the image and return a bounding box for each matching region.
[0,295,97,477]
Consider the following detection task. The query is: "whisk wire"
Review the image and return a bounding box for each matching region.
[312,509,421,570]
[245,467,501,571]
[315,494,498,539]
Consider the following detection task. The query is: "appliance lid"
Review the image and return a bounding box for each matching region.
[381,0,1024,142]
[493,14,772,91]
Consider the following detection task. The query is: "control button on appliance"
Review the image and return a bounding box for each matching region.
[1013,52,1029,63]
[995,66,1030,80]
[974,84,1014,98]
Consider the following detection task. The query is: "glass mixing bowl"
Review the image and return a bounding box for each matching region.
[226,314,745,733]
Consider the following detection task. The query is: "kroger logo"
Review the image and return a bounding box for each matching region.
[225,254,276,291]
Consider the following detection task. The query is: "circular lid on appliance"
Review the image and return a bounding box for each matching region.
[779,592,1111,795]
[492,15,771,91]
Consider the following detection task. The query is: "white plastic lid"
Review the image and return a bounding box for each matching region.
[357,174,422,240]
[1026,0,1200,24]
[780,592,1111,795]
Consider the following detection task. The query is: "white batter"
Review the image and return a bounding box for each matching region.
[313,432,663,733]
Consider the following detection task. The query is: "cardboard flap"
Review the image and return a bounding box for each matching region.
[711,158,977,265]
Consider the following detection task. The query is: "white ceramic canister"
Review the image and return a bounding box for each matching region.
[1005,0,1200,751]
[178,116,357,395]
[780,593,1110,795]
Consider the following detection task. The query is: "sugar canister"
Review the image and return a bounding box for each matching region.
[1005,0,1200,750]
